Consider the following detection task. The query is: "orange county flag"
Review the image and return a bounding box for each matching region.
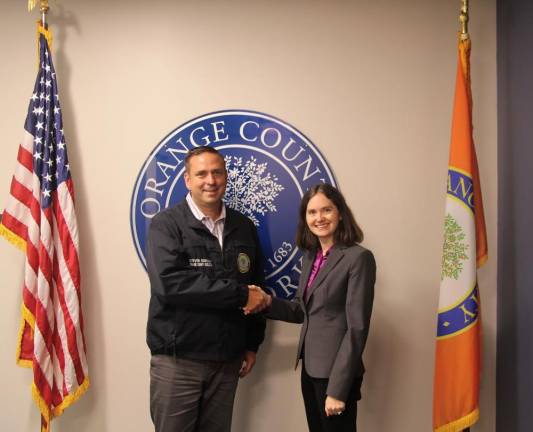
[0,24,89,431]
[432,36,488,432]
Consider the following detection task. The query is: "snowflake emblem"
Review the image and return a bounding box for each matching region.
[223,156,284,226]
[441,214,469,280]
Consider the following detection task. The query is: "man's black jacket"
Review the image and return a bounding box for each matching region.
[146,200,266,361]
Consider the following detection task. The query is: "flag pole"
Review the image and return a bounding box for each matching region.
[28,0,49,27]
[40,0,49,27]
[459,4,471,431]
[458,7,471,430]
[460,0,469,40]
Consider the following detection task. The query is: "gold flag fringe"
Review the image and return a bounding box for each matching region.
[434,408,479,432]
[0,223,27,252]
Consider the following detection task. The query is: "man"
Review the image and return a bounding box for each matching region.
[146,147,269,432]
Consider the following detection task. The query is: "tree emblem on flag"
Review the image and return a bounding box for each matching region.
[441,214,469,280]
[223,155,284,227]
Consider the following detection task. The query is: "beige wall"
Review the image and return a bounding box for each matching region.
[0,1,497,431]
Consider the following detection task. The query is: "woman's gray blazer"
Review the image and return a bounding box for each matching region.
[266,244,376,402]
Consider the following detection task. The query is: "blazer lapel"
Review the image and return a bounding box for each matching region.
[296,251,313,300]
[304,247,344,304]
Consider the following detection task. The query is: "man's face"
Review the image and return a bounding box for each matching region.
[184,152,227,212]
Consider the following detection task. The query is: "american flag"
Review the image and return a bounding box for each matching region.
[0,25,89,431]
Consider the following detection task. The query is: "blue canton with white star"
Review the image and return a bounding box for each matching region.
[24,33,71,209]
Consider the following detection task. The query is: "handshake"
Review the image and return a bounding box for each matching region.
[243,285,272,315]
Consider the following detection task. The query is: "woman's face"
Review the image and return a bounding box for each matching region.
[305,192,340,246]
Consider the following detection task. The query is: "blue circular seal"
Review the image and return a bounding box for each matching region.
[130,110,336,299]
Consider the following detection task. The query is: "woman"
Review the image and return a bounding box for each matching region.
[264,184,376,432]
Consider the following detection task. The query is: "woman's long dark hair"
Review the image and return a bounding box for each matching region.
[296,184,364,251]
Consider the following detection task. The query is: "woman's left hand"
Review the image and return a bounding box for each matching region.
[325,395,345,417]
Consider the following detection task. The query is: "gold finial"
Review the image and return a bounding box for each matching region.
[40,0,50,14]
[28,1,50,26]
[460,0,469,40]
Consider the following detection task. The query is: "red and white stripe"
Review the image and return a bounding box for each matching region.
[1,130,89,421]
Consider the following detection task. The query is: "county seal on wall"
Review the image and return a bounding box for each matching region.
[130,110,336,299]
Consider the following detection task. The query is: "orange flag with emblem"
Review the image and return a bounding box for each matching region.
[432,36,488,432]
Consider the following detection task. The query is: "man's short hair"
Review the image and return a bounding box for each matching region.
[184,147,226,173]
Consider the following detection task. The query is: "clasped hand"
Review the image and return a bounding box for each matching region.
[243,285,271,315]
[325,395,345,416]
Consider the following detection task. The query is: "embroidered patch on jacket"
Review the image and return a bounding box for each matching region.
[189,258,213,267]
[237,253,251,273]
